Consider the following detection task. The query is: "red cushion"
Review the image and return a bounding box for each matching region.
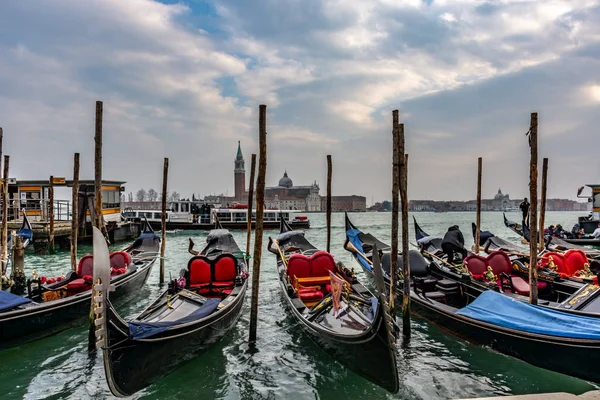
[212,280,234,287]
[310,251,336,276]
[67,278,91,295]
[189,257,212,284]
[110,251,131,270]
[189,282,211,288]
[287,254,311,281]
[299,290,324,301]
[564,249,588,276]
[214,255,237,282]
[511,276,530,295]
[464,254,488,276]
[486,251,512,275]
[540,252,567,274]
[77,255,94,277]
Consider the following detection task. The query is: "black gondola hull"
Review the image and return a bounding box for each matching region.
[103,284,247,397]
[409,292,600,383]
[0,261,154,350]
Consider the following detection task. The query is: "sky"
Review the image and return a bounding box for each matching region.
[0,0,599,203]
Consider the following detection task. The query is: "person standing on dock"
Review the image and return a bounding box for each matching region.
[520,197,530,226]
[441,225,467,264]
[593,223,600,239]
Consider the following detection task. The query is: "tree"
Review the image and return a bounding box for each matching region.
[147,188,158,202]
[136,188,147,202]
[169,191,180,202]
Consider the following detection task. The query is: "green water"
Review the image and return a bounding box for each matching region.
[0,211,597,399]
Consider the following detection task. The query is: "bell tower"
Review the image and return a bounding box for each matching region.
[234,141,246,200]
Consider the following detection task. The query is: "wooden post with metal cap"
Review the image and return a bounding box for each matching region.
[1,155,8,273]
[160,157,169,285]
[390,110,400,318]
[249,105,267,343]
[246,154,257,259]
[49,176,55,253]
[399,122,411,340]
[475,157,482,254]
[528,112,539,305]
[71,153,80,271]
[326,155,332,253]
[539,157,548,246]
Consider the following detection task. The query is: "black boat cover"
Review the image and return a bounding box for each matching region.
[457,291,600,340]
[128,298,221,340]
[0,290,31,312]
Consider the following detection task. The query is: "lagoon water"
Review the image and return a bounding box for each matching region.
[0,211,597,399]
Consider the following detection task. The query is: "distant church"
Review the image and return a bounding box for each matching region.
[226,142,365,212]
[232,142,321,211]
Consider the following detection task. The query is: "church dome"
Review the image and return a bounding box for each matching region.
[494,188,504,200]
[278,171,293,188]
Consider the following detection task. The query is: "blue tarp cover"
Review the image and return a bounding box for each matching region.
[0,290,31,312]
[456,291,600,340]
[346,229,372,272]
[129,297,221,340]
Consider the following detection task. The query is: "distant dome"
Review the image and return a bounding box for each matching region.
[278,171,293,188]
[494,188,504,200]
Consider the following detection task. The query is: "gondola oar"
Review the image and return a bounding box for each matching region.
[271,239,288,267]
[372,243,397,340]
[346,241,373,266]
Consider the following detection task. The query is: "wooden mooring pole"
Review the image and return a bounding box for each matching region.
[390,111,400,318]
[400,124,411,340]
[528,112,539,305]
[246,154,257,259]
[11,236,25,295]
[94,101,103,232]
[326,155,332,253]
[0,127,3,262]
[475,157,482,254]
[71,153,80,271]
[49,176,55,253]
[2,155,9,270]
[539,158,548,246]
[90,100,103,351]
[249,104,267,343]
[160,157,168,285]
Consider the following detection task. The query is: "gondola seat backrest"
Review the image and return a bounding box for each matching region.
[310,251,336,277]
[110,251,131,274]
[212,254,238,287]
[188,256,212,288]
[463,251,511,279]
[400,250,430,277]
[287,254,312,282]
[564,250,588,276]
[539,252,567,275]
[77,255,94,278]
[287,251,335,282]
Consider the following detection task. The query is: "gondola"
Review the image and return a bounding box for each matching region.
[346,214,600,383]
[415,216,600,317]
[268,217,399,394]
[96,220,248,397]
[503,213,600,247]
[0,220,159,351]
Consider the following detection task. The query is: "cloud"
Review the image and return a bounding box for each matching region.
[0,0,599,203]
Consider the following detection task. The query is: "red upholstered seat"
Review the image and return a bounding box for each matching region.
[486,251,512,275]
[66,278,90,296]
[463,254,488,278]
[188,257,212,285]
[564,250,588,276]
[299,288,324,301]
[214,255,237,282]
[539,252,567,276]
[77,255,94,277]
[287,254,312,282]
[110,251,131,271]
[287,251,336,281]
[511,276,531,295]
[310,251,336,276]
